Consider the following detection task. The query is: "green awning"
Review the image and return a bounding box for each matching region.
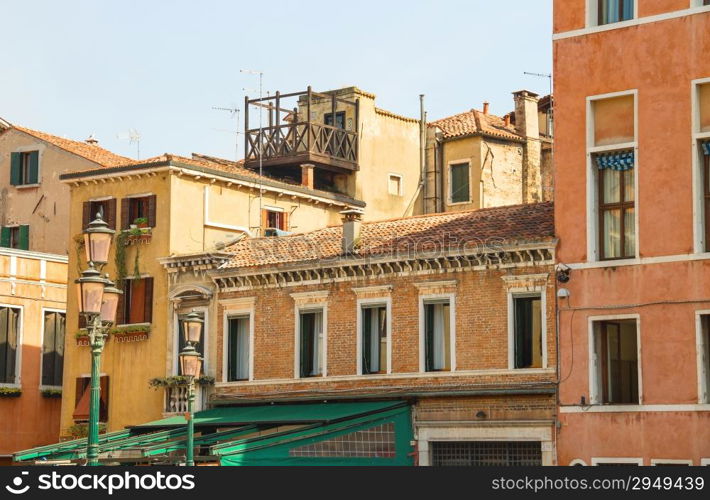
[13,400,413,466]
[134,400,404,429]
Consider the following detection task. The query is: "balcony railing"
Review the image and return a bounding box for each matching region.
[163,385,204,415]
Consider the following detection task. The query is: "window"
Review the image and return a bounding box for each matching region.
[121,195,156,229]
[324,111,345,129]
[83,198,117,229]
[118,278,153,325]
[449,162,470,204]
[699,314,710,403]
[589,93,636,261]
[704,144,710,251]
[513,295,543,369]
[73,376,109,422]
[298,310,324,378]
[227,315,250,381]
[41,311,65,387]
[592,319,639,404]
[10,151,39,186]
[0,306,20,384]
[361,305,387,375]
[424,300,451,372]
[431,441,542,466]
[596,153,635,259]
[388,174,402,196]
[597,0,634,25]
[262,209,288,232]
[0,225,29,250]
[177,311,205,376]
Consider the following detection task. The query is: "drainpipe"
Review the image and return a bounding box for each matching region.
[420,94,427,214]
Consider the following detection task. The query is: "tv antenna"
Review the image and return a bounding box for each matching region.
[524,71,552,96]
[212,105,241,161]
[241,69,265,230]
[116,128,142,159]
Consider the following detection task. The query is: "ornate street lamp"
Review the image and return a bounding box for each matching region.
[76,214,118,466]
[83,213,114,268]
[179,312,203,467]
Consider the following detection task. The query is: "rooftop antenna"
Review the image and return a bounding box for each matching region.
[212,105,241,161]
[241,69,264,232]
[523,71,552,97]
[116,128,142,159]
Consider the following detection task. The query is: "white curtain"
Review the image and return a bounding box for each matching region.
[312,312,323,376]
[432,304,446,370]
[235,318,249,380]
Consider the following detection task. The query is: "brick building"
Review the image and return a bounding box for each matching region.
[187,202,558,465]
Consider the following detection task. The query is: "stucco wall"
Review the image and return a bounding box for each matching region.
[0,130,100,255]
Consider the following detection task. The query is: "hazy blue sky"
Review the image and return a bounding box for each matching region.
[1,0,552,161]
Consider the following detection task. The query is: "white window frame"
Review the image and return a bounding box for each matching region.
[701,458,710,466]
[0,303,23,388]
[586,89,639,264]
[569,459,588,466]
[591,457,644,465]
[222,309,254,383]
[39,307,66,390]
[447,160,472,206]
[650,459,693,466]
[356,297,392,375]
[587,0,638,28]
[507,288,547,370]
[588,314,642,405]
[12,146,43,188]
[696,310,710,404]
[294,304,328,379]
[173,306,209,376]
[387,173,403,196]
[419,293,456,373]
[691,78,710,253]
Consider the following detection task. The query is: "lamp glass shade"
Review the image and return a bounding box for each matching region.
[84,231,112,265]
[100,285,122,324]
[179,350,202,378]
[77,279,104,315]
[182,313,203,344]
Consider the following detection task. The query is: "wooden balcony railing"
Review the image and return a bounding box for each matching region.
[245,121,358,169]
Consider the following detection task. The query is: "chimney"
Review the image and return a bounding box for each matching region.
[483,102,490,115]
[504,114,511,127]
[340,208,364,254]
[301,163,315,190]
[85,134,99,146]
[512,90,540,139]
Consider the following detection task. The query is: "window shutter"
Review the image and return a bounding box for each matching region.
[18,225,29,250]
[362,308,372,374]
[425,304,435,371]
[282,211,290,231]
[115,280,126,325]
[106,198,117,230]
[120,198,130,230]
[82,202,91,229]
[99,376,110,422]
[143,277,153,323]
[42,312,56,386]
[0,227,10,248]
[261,209,269,233]
[10,153,21,186]
[28,151,39,184]
[147,195,157,228]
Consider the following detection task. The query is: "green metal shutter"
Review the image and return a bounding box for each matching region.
[10,153,21,186]
[28,151,39,184]
[18,225,29,250]
[424,304,435,371]
[450,163,470,203]
[0,227,10,248]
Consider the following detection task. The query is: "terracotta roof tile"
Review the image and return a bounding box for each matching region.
[220,202,554,270]
[12,126,135,167]
[429,109,522,142]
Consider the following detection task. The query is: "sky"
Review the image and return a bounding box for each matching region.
[1,0,553,162]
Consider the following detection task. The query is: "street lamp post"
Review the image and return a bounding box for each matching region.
[179,311,203,467]
[76,214,121,466]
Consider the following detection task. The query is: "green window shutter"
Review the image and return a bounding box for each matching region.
[0,227,10,248]
[18,225,29,250]
[10,153,21,186]
[424,304,435,371]
[362,308,372,374]
[28,151,39,184]
[450,163,470,203]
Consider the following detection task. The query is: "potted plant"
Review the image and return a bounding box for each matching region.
[41,388,62,398]
[133,217,148,229]
[0,387,22,398]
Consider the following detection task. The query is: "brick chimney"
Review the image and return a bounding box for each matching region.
[340,208,364,254]
[301,163,315,190]
[512,90,540,139]
[504,114,511,127]
[483,102,490,115]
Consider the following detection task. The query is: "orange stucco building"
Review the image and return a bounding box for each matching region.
[553,0,710,465]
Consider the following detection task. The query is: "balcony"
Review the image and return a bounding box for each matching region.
[244,87,359,173]
[163,385,205,415]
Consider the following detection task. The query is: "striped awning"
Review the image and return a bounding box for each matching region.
[594,150,635,171]
[702,141,710,156]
